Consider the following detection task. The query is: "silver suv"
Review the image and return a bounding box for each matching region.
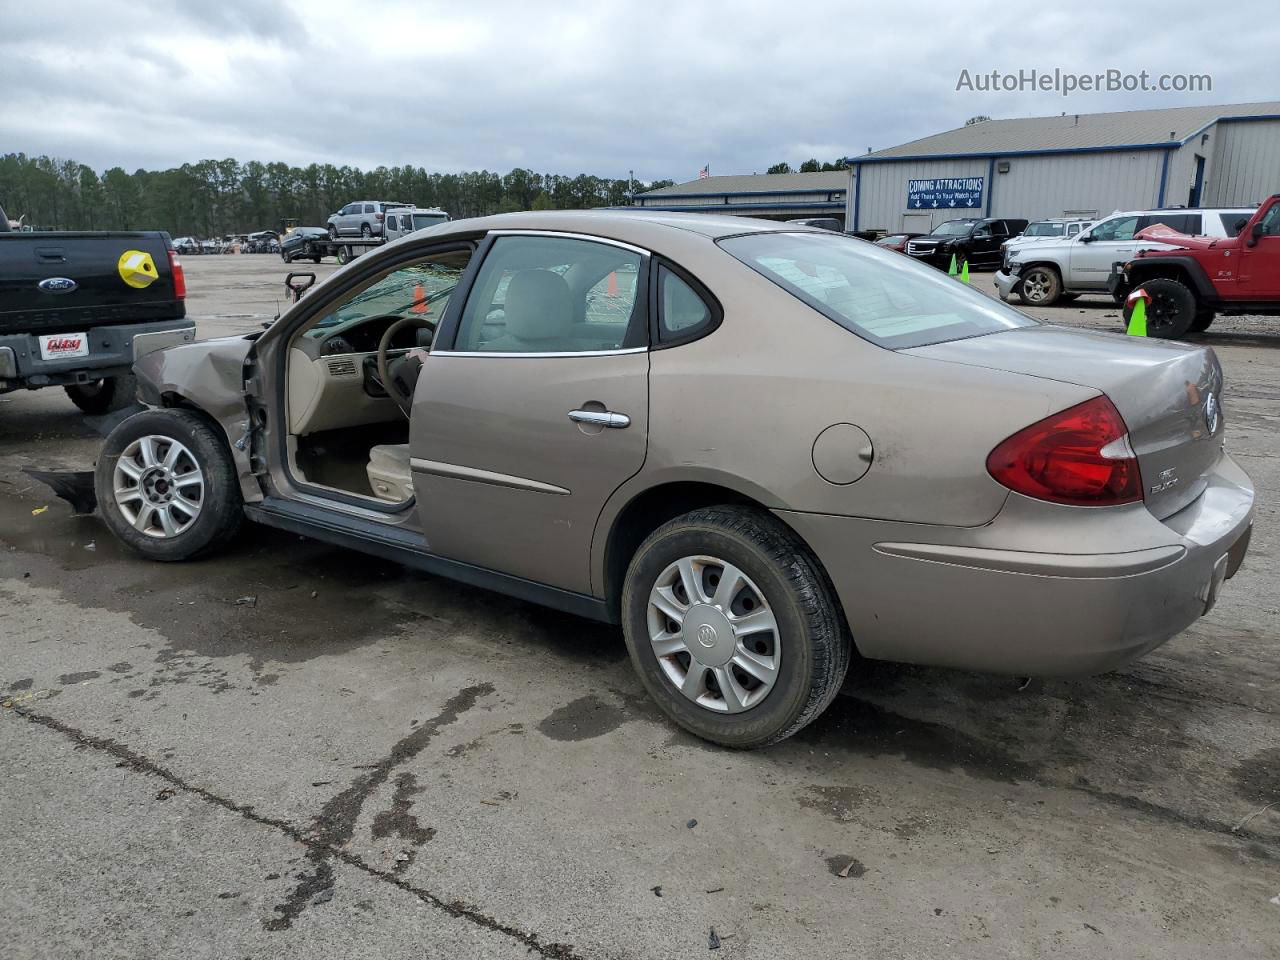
[327,201,411,239]
[995,207,1254,306]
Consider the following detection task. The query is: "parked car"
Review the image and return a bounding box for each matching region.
[874,232,924,253]
[92,211,1253,748]
[327,201,412,239]
[786,217,843,232]
[996,207,1254,306]
[384,208,451,241]
[280,226,329,263]
[1000,218,1093,257]
[171,236,201,256]
[1111,193,1280,337]
[242,231,280,254]
[0,225,193,412]
[905,218,1029,270]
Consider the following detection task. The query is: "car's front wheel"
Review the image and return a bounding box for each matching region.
[95,409,242,561]
[1018,265,1062,305]
[328,225,338,240]
[621,506,851,748]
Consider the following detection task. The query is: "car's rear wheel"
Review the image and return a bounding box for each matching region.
[621,505,851,748]
[1018,265,1062,305]
[328,225,338,240]
[1128,277,1197,338]
[65,374,137,414]
[360,223,372,238]
[95,409,242,561]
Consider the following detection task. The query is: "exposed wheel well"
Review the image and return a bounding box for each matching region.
[1130,263,1194,288]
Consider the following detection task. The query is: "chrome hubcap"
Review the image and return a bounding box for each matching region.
[647,556,780,714]
[113,435,205,539]
[1023,270,1051,302]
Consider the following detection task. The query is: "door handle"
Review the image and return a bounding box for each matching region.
[568,409,630,428]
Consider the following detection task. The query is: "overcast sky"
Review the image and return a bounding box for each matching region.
[1,0,1273,183]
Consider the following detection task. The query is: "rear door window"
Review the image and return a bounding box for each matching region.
[719,231,1035,350]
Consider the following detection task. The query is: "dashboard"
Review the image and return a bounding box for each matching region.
[315,315,425,356]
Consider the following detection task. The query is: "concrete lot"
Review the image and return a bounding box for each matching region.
[2,251,1278,959]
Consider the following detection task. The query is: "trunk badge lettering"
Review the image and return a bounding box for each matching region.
[1151,468,1180,495]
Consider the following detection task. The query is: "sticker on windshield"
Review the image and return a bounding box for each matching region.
[118,250,159,289]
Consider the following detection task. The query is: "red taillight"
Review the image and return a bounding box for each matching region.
[169,250,186,299]
[375,212,385,221]
[986,396,1142,506]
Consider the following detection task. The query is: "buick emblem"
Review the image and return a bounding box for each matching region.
[696,624,718,648]
[1204,392,1219,433]
[37,276,77,294]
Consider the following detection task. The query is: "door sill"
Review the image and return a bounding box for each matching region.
[244,497,615,624]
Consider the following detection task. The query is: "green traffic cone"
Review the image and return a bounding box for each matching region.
[960,260,970,284]
[947,253,958,276]
[1126,296,1148,337]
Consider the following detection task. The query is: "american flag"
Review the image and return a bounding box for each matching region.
[698,165,710,179]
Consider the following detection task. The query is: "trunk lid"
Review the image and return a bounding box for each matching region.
[905,325,1224,519]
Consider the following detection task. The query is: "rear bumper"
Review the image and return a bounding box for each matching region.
[777,452,1255,677]
[0,318,195,392]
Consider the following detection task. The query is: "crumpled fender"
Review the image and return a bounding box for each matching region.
[134,335,261,502]
[1134,225,1223,250]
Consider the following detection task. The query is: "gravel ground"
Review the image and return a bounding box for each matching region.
[2,252,1277,959]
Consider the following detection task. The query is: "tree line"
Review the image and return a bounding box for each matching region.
[0,153,677,237]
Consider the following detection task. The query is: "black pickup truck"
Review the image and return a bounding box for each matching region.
[0,204,195,412]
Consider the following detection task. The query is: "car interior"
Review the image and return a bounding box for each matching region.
[283,236,645,506]
[284,250,471,504]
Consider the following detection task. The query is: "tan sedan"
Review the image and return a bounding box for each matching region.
[94,212,1254,747]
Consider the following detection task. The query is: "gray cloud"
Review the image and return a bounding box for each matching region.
[0,0,1271,182]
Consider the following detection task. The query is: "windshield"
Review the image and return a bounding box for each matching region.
[929,221,976,237]
[1023,222,1065,237]
[718,232,1037,349]
[412,213,448,229]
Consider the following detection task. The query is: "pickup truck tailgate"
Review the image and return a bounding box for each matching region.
[0,231,185,335]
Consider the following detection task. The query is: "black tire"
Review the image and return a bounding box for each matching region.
[336,246,350,265]
[1127,278,1197,338]
[65,374,137,414]
[281,249,292,263]
[620,505,851,748]
[360,223,372,238]
[328,225,338,240]
[312,255,322,264]
[1017,265,1062,306]
[94,409,242,562]
[1191,309,1216,333]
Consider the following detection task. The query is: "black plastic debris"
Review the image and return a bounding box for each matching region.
[22,469,97,514]
[708,927,721,950]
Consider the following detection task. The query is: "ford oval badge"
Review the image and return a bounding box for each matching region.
[37,277,77,294]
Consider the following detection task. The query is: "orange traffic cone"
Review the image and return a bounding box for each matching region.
[607,271,618,297]
[411,283,428,314]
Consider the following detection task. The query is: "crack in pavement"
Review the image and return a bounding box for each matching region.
[9,694,588,960]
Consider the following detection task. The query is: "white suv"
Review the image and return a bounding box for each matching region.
[995,207,1254,306]
[383,207,451,241]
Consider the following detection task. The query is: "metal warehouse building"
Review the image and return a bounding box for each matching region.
[849,100,1280,234]
[632,171,848,223]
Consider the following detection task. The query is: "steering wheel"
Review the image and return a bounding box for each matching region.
[377,316,435,416]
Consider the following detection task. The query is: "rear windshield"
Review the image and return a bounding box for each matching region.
[718,232,1037,349]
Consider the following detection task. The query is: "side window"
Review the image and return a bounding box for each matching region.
[658,266,714,342]
[973,224,991,238]
[1067,224,1080,236]
[386,215,399,232]
[1089,216,1139,242]
[454,235,645,353]
[1222,213,1251,236]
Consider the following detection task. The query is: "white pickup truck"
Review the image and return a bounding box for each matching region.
[994,207,1254,306]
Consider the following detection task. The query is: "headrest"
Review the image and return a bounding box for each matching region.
[503,270,573,341]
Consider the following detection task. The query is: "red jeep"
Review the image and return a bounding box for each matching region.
[1110,194,1280,338]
